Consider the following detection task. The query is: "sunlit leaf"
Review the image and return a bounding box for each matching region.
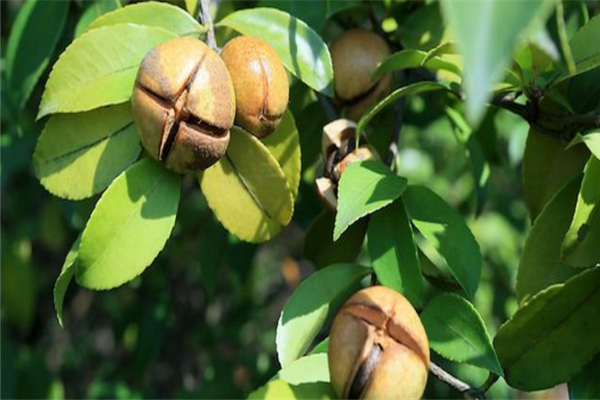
[74,0,120,37]
[249,380,335,400]
[77,158,180,290]
[53,237,80,327]
[274,353,329,385]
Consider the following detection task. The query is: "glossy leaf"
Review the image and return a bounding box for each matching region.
[200,127,294,243]
[38,24,176,118]
[421,294,503,375]
[357,82,449,134]
[403,185,482,299]
[373,49,462,82]
[367,199,423,308]
[523,129,589,221]
[249,380,335,400]
[562,157,600,266]
[261,111,302,198]
[276,263,370,367]
[334,160,407,241]
[217,8,334,96]
[4,0,69,111]
[33,104,140,200]
[87,1,204,35]
[53,237,80,328]
[568,131,600,160]
[495,267,600,391]
[304,211,367,269]
[77,158,180,290]
[569,353,600,400]
[517,178,582,303]
[274,353,329,385]
[440,0,554,125]
[74,0,120,37]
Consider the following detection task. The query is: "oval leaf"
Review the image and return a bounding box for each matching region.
[568,131,600,160]
[261,110,302,198]
[421,293,503,375]
[403,185,482,299]
[4,0,69,111]
[367,199,423,308]
[77,158,180,290]
[199,127,294,243]
[334,160,407,241]
[87,1,205,35]
[276,263,370,367]
[38,24,176,118]
[523,129,589,221]
[516,177,582,303]
[440,0,554,125]
[495,267,600,391]
[33,104,140,200]
[249,380,335,400]
[357,82,449,134]
[304,211,367,269]
[561,157,600,266]
[373,49,462,82]
[274,353,329,385]
[54,237,80,328]
[74,0,121,38]
[217,8,334,96]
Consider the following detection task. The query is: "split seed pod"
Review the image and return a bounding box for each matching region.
[221,36,289,138]
[330,29,392,121]
[316,119,378,212]
[328,286,430,400]
[132,37,235,174]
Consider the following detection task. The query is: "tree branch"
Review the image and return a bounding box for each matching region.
[199,0,216,50]
[430,362,488,400]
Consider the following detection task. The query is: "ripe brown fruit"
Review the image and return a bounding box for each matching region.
[220,36,289,138]
[132,37,235,174]
[330,29,392,120]
[328,286,430,400]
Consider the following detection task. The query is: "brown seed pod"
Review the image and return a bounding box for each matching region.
[330,29,392,120]
[132,37,235,174]
[316,119,379,212]
[328,286,430,400]
[221,36,289,138]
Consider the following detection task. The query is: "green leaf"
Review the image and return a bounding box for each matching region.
[568,131,600,160]
[551,13,600,86]
[74,0,120,38]
[495,267,600,391]
[373,49,462,82]
[249,380,335,400]
[38,24,176,118]
[517,177,582,303]
[258,1,327,32]
[53,237,80,328]
[523,129,589,221]
[274,353,329,385]
[217,8,334,96]
[562,157,600,266]
[304,211,367,270]
[87,1,204,35]
[403,185,482,299]
[357,82,449,134]
[440,0,554,125]
[398,3,448,52]
[77,158,180,290]
[421,294,503,376]
[261,110,301,198]
[334,160,407,241]
[4,0,69,111]
[199,127,294,243]
[33,104,140,200]
[367,199,423,308]
[276,263,370,367]
[569,353,600,400]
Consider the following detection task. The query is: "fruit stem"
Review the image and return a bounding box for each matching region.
[429,361,488,400]
[199,0,217,50]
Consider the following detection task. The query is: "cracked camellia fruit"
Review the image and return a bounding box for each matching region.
[132,37,235,174]
[330,28,392,121]
[328,286,430,400]
[221,36,289,138]
[315,119,379,212]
